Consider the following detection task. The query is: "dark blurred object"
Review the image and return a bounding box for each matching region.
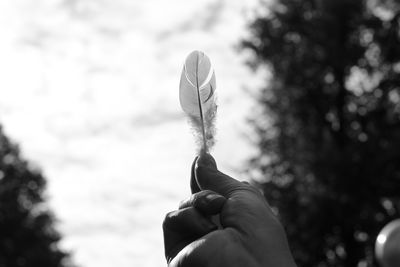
[0,125,73,267]
[375,219,400,267]
[242,0,400,266]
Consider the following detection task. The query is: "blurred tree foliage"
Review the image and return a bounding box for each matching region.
[0,126,72,267]
[242,0,400,266]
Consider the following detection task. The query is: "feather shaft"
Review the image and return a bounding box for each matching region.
[195,54,208,152]
[179,50,217,153]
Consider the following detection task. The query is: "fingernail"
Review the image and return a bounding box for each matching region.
[205,193,223,202]
[197,153,217,168]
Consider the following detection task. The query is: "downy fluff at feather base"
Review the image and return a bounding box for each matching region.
[179,50,217,154]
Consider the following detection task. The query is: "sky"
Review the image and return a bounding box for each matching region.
[0,0,265,266]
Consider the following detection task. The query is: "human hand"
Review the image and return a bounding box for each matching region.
[163,154,297,267]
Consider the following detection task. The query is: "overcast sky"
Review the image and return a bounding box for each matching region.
[0,0,265,266]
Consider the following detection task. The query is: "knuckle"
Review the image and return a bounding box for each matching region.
[179,198,190,209]
[162,210,178,229]
[163,208,197,230]
[237,183,262,196]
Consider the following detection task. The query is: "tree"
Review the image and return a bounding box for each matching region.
[242,0,400,266]
[0,125,72,267]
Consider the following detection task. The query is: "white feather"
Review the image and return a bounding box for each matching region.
[179,51,217,153]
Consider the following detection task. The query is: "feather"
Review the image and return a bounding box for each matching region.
[179,50,217,154]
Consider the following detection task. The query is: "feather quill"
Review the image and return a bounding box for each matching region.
[179,50,217,154]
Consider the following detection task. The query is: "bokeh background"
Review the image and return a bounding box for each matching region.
[1,0,400,267]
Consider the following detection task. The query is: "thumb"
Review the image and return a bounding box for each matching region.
[193,153,245,198]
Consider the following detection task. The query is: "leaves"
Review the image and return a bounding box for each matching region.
[242,0,400,266]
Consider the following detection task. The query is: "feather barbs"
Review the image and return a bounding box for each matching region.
[179,51,217,153]
[180,51,216,116]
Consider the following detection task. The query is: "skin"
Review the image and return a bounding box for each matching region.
[163,154,297,267]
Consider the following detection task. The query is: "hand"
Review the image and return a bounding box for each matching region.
[163,154,297,267]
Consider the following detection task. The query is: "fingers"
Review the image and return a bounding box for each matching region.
[163,189,225,264]
[190,156,201,194]
[179,190,226,215]
[163,207,217,234]
[194,154,247,198]
[163,207,217,263]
